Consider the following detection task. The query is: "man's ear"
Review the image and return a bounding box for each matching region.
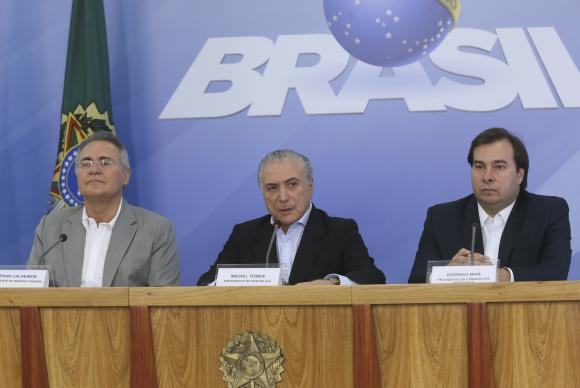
[517,168,524,185]
[123,169,131,187]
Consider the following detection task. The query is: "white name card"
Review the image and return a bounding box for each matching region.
[430,265,497,284]
[216,267,281,286]
[0,269,49,288]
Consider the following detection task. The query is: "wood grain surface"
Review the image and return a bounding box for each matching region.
[352,305,381,388]
[149,305,353,387]
[467,303,495,388]
[488,301,580,388]
[0,284,578,387]
[0,288,128,307]
[41,307,130,388]
[352,281,580,304]
[21,307,50,388]
[0,308,21,388]
[373,304,468,387]
[130,286,351,306]
[130,306,158,388]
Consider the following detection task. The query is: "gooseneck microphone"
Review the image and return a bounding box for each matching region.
[265,220,280,268]
[470,223,478,266]
[39,233,67,264]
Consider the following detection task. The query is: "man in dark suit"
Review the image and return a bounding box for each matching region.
[197,150,385,286]
[409,128,571,283]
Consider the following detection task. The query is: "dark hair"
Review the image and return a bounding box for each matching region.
[75,131,131,171]
[467,127,528,189]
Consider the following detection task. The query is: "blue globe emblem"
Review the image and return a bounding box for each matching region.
[59,147,84,207]
[324,0,461,67]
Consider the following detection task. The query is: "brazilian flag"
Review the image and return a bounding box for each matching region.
[49,0,115,211]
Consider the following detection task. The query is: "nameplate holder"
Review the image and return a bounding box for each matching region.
[216,264,281,286]
[0,266,50,288]
[427,260,498,283]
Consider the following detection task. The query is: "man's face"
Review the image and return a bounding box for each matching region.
[260,158,313,231]
[471,139,524,215]
[76,140,130,204]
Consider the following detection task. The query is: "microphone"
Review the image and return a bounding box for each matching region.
[470,223,478,266]
[265,220,280,268]
[39,233,67,264]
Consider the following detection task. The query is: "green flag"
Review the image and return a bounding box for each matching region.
[49,0,115,211]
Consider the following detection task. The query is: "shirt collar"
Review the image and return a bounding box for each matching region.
[270,202,313,229]
[477,198,516,226]
[82,198,123,228]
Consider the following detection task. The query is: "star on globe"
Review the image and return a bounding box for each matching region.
[324,0,461,67]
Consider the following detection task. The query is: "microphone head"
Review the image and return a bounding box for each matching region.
[59,233,68,242]
[471,222,479,229]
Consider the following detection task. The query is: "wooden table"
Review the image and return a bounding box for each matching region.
[1,282,578,387]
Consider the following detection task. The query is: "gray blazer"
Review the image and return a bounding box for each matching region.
[27,201,180,287]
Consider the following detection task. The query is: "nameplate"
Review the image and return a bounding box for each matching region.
[430,265,497,283]
[216,267,281,286]
[0,269,49,288]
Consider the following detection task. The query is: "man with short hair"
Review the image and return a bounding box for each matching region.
[409,127,571,283]
[28,131,180,286]
[197,149,385,286]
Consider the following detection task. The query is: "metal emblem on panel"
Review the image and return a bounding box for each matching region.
[220,331,285,388]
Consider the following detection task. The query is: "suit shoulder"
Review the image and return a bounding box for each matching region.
[428,195,473,216]
[522,192,569,214]
[524,192,568,206]
[231,214,271,232]
[126,204,173,225]
[41,206,82,224]
[313,208,358,230]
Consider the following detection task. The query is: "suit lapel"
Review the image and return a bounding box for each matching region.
[252,217,278,264]
[289,207,325,284]
[62,208,86,287]
[102,203,137,286]
[498,194,525,266]
[462,195,484,254]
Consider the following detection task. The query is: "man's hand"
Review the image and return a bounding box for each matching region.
[448,249,511,282]
[295,279,337,286]
[497,268,511,282]
[448,248,493,265]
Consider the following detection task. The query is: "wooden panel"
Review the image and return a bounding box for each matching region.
[41,307,130,388]
[373,304,468,387]
[130,286,352,306]
[467,303,495,388]
[130,307,158,388]
[0,288,128,307]
[488,301,580,388]
[21,307,50,388]
[352,305,381,388]
[149,305,353,387]
[352,281,580,305]
[0,308,21,388]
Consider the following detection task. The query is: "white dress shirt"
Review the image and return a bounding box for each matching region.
[273,203,354,285]
[80,200,123,287]
[477,201,515,281]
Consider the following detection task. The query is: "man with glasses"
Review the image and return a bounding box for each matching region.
[28,131,180,287]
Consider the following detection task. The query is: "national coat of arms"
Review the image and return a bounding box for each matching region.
[220,331,285,388]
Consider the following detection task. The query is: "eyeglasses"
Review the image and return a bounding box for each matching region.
[78,158,115,169]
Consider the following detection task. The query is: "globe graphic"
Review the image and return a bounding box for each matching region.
[324,0,461,67]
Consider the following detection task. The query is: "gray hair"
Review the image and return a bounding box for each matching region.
[75,131,131,172]
[257,149,313,187]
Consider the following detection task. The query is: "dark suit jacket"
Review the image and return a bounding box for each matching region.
[197,206,386,285]
[408,191,571,283]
